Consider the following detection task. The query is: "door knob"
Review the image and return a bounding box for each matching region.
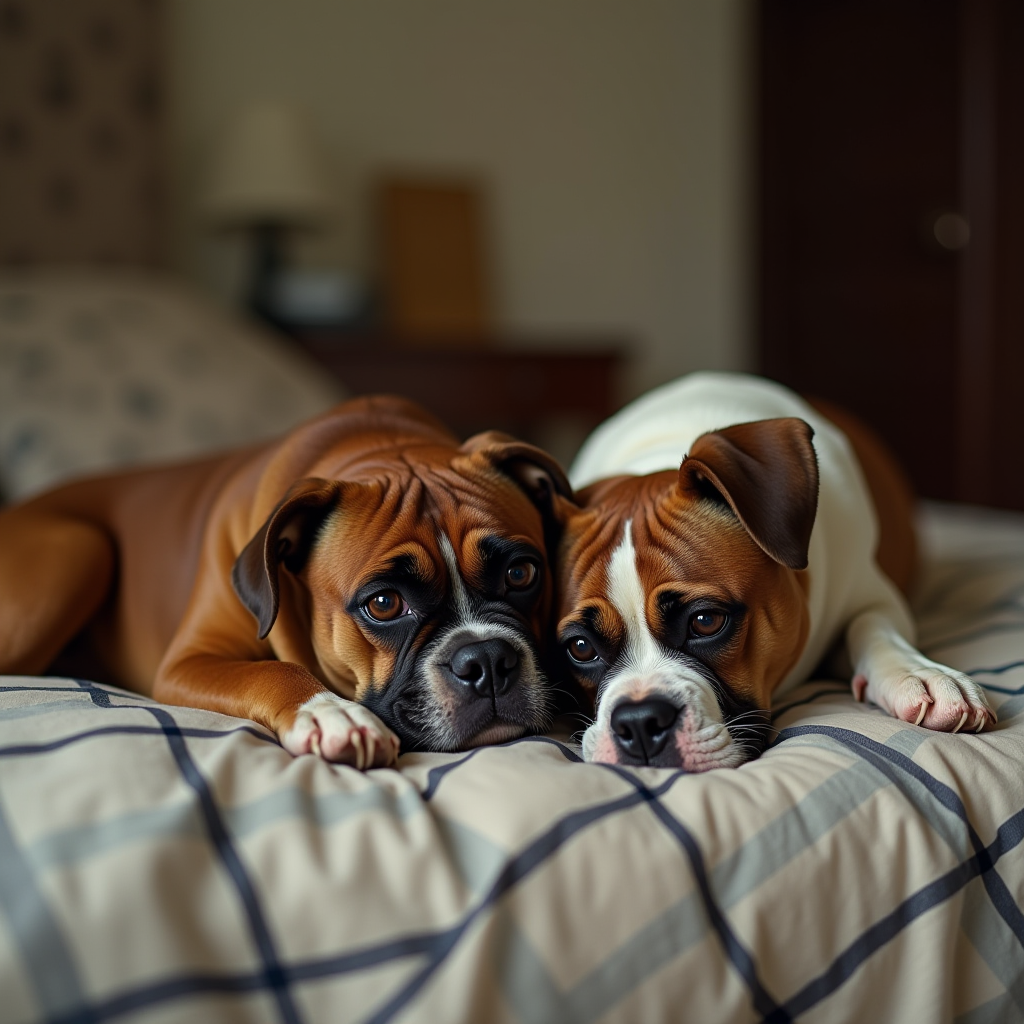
[931,211,970,251]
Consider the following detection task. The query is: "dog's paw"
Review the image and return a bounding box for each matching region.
[853,662,996,733]
[280,693,400,769]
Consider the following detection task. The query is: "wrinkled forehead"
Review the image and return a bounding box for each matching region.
[561,489,768,614]
[326,462,545,587]
[426,459,547,552]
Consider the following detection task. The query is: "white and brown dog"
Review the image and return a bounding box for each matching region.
[556,372,996,771]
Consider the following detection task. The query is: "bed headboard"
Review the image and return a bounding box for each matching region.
[0,0,164,267]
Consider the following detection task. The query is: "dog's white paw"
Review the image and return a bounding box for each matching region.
[280,693,400,769]
[853,661,996,733]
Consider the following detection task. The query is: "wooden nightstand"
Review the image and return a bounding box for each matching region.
[290,332,627,458]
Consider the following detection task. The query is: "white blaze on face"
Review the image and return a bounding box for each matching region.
[581,521,740,769]
[411,533,545,748]
[436,533,536,657]
[439,534,473,621]
[605,522,680,683]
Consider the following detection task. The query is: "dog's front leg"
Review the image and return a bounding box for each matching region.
[846,609,995,732]
[282,690,401,768]
[156,653,400,769]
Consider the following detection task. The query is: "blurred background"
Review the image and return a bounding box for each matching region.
[0,0,1020,509]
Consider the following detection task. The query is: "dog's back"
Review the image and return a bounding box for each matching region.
[806,397,917,596]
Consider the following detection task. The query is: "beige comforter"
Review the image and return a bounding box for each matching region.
[1,503,1023,1024]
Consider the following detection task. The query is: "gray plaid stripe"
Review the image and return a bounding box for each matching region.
[497,758,894,1019]
[0,698,106,722]
[226,782,423,838]
[28,803,205,869]
[955,993,1024,1024]
[0,797,84,1018]
[500,719,1020,1023]
[959,875,1024,1017]
[1,504,1023,1023]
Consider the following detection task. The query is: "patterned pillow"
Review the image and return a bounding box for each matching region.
[0,270,346,501]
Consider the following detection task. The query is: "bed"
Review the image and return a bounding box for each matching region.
[4,8,1024,1021]
[2,498,1024,1023]
[0,271,344,502]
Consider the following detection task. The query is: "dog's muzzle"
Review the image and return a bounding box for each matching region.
[610,698,679,763]
[582,671,769,771]
[378,622,550,752]
[445,637,521,699]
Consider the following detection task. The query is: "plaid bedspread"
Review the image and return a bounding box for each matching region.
[2,503,1024,1024]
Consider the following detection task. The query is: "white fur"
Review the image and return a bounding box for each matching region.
[581,523,746,769]
[571,372,994,749]
[439,535,473,622]
[281,692,400,769]
[433,534,541,694]
[414,533,546,750]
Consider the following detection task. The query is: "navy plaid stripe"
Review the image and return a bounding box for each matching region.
[362,776,683,1024]
[29,779,668,1024]
[141,706,303,1024]
[75,679,114,707]
[760,725,1024,1021]
[0,723,278,759]
[420,735,581,800]
[0,685,143,699]
[780,726,1024,946]
[765,838,1008,1022]
[770,684,849,720]
[966,660,1024,677]
[960,662,1024,694]
[601,763,787,1021]
[519,734,585,762]
[766,806,1024,1023]
[47,973,266,1024]
[420,748,489,801]
[0,799,91,1023]
[2,574,1023,1024]
[45,937,446,1024]
[0,685,657,1024]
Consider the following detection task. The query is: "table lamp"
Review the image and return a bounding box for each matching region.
[203,101,333,325]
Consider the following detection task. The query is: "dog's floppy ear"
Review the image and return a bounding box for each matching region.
[460,430,575,513]
[678,418,819,570]
[232,477,342,639]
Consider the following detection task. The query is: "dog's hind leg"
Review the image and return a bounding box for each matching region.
[0,509,115,675]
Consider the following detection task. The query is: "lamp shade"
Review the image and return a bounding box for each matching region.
[202,102,333,226]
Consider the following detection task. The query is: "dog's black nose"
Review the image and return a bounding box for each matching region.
[610,699,679,763]
[450,639,520,697]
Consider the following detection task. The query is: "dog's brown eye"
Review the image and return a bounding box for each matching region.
[566,636,598,664]
[690,611,727,638]
[365,590,405,621]
[506,560,538,590]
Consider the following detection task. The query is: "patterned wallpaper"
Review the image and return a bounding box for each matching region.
[0,0,164,267]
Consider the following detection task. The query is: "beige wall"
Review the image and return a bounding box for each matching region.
[167,0,754,398]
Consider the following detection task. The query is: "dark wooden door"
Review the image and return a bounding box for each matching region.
[760,0,1024,508]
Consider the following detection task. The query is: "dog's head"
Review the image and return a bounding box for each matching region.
[557,418,819,771]
[232,432,571,752]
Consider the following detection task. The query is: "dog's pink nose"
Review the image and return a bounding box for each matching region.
[610,699,678,763]
[450,639,520,698]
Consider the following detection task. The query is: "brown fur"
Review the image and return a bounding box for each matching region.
[559,471,810,712]
[556,404,915,722]
[807,398,918,595]
[0,396,566,749]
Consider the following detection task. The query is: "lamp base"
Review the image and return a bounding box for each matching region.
[246,222,287,328]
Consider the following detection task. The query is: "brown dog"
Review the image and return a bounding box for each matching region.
[0,396,571,768]
[556,373,994,771]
